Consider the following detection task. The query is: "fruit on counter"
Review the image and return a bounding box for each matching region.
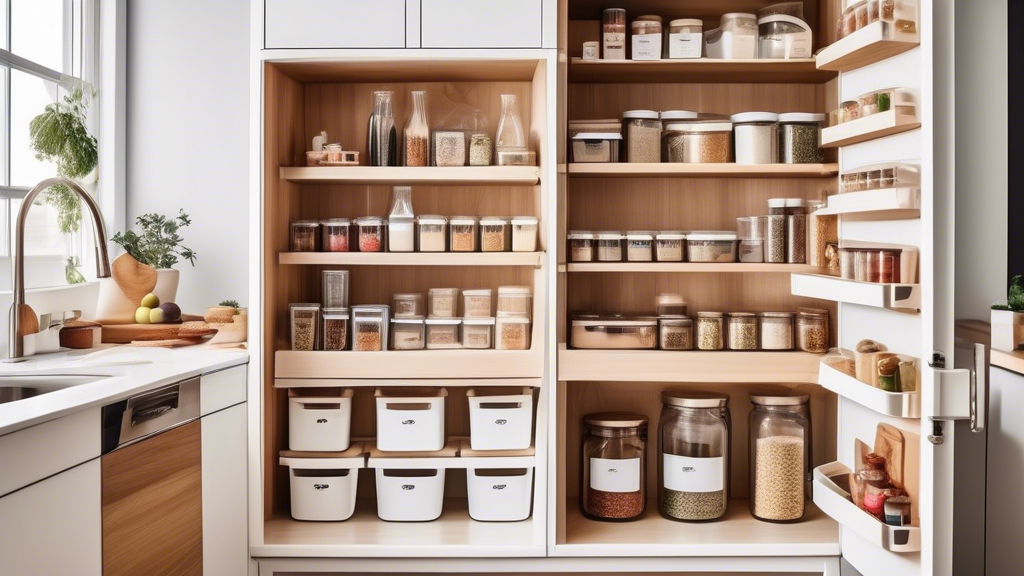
[141,293,160,308]
[135,307,152,324]
[149,307,166,324]
[159,302,182,322]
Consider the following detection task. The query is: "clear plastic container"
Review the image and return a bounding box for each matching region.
[426,318,462,349]
[779,113,825,164]
[655,231,686,262]
[668,19,703,59]
[623,110,663,163]
[808,201,838,268]
[449,216,479,252]
[582,413,648,521]
[631,16,663,61]
[417,215,448,252]
[797,308,830,353]
[495,316,531,350]
[765,215,787,263]
[481,217,511,252]
[572,133,622,163]
[352,305,389,351]
[388,186,415,252]
[290,220,320,252]
[462,289,493,318]
[736,216,766,240]
[658,392,730,521]
[434,131,466,167]
[739,239,765,263]
[656,293,688,317]
[663,121,733,163]
[731,112,779,165]
[569,231,596,262]
[749,394,811,522]
[392,293,424,318]
[290,303,320,351]
[786,198,807,264]
[569,119,623,141]
[759,312,795,350]
[840,248,857,279]
[704,13,758,59]
[758,2,804,19]
[596,232,625,262]
[428,288,459,319]
[757,14,812,59]
[462,317,495,349]
[322,270,350,309]
[320,218,351,252]
[602,8,627,60]
[626,231,655,262]
[659,317,694,350]
[495,94,528,156]
[497,286,533,318]
[571,317,658,349]
[512,216,539,252]
[404,91,429,167]
[860,88,917,118]
[391,317,425,350]
[355,216,385,252]
[686,232,738,263]
[696,312,725,350]
[321,308,349,351]
[727,312,759,350]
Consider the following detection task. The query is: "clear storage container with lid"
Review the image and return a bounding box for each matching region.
[796,307,830,353]
[352,305,390,351]
[512,216,539,252]
[461,289,493,318]
[428,288,459,318]
[705,13,758,59]
[687,232,738,263]
[759,312,795,350]
[749,393,811,523]
[602,8,627,60]
[425,318,462,349]
[481,217,511,252]
[765,206,787,263]
[322,308,349,351]
[449,216,479,252]
[626,231,655,262]
[655,231,686,262]
[663,120,733,163]
[497,285,533,318]
[668,19,703,59]
[582,413,648,521]
[656,293,688,317]
[623,110,663,163]
[631,16,663,61]
[596,232,625,261]
[571,317,658,349]
[731,112,779,165]
[388,186,415,252]
[462,317,495,349]
[696,312,725,350]
[659,317,694,350]
[572,133,622,163]
[757,14,813,59]
[779,113,825,164]
[290,303,320,351]
[569,231,596,262]
[354,216,385,252]
[391,317,425,350]
[659,392,730,521]
[322,270,350,309]
[736,216,766,240]
[727,312,759,350]
[416,215,447,252]
[786,198,807,264]
[290,220,320,252]
[321,218,351,252]
[739,239,765,263]
[495,316,531,350]
[392,293,424,318]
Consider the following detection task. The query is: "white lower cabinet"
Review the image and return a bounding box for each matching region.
[202,403,249,575]
[0,460,102,576]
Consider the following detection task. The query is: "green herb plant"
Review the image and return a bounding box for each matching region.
[219,300,240,308]
[992,275,1024,312]
[111,210,198,269]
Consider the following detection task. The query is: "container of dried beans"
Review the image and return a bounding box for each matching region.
[495,316,531,350]
[290,220,320,252]
[659,316,694,350]
[351,305,390,351]
[449,216,479,252]
[321,308,350,351]
[354,216,385,252]
[696,312,725,350]
[727,312,759,350]
[320,218,351,252]
[582,413,648,521]
[622,110,663,163]
[658,392,730,521]
[290,303,320,351]
[480,217,511,252]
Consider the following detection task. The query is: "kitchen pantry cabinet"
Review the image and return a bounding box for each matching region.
[264,0,407,49]
[419,0,543,48]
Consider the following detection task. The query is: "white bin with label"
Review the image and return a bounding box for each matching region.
[375,388,447,452]
[466,466,534,522]
[288,389,353,452]
[281,456,363,522]
[466,387,534,451]
[374,468,447,522]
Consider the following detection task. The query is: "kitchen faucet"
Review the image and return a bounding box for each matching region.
[6,177,111,362]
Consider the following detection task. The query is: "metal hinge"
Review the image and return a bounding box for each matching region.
[929,342,986,433]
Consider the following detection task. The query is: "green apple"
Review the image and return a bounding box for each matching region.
[149,307,166,324]
[135,306,152,324]
[140,293,160,308]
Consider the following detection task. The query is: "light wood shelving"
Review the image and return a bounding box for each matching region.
[567,163,839,178]
[816,21,920,73]
[279,251,544,267]
[280,166,541,186]
[276,349,544,380]
[566,263,823,273]
[791,273,921,312]
[818,362,920,418]
[568,58,835,84]
[822,109,921,148]
[815,188,921,220]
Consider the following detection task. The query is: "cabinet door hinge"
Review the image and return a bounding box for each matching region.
[929,343,986,432]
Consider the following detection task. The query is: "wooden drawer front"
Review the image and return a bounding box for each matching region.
[264,0,406,49]
[200,364,247,416]
[102,421,203,576]
[420,0,542,48]
[0,407,100,496]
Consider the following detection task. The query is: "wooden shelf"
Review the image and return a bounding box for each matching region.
[555,499,839,557]
[279,252,544,267]
[567,163,839,179]
[558,345,821,383]
[813,462,921,553]
[275,349,544,379]
[822,110,920,148]
[816,188,921,220]
[280,166,541,185]
[567,263,823,274]
[816,21,920,73]
[818,362,920,418]
[791,273,921,312]
[569,58,836,84]
[992,349,1024,376]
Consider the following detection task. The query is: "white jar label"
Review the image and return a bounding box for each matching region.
[603,33,625,60]
[590,457,641,492]
[663,454,724,493]
[631,33,662,61]
[669,32,702,59]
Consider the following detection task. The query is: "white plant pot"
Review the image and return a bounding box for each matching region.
[152,269,180,305]
[991,309,1024,352]
[94,277,138,322]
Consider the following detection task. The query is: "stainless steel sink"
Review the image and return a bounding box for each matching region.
[0,375,108,405]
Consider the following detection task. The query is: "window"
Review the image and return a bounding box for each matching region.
[0,0,98,290]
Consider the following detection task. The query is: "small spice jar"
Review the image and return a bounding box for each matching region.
[877,249,902,283]
[497,285,533,318]
[626,231,655,262]
[759,312,795,350]
[779,113,825,164]
[727,312,759,350]
[290,303,320,351]
[658,392,730,521]
[511,216,539,252]
[495,316,531,350]
[320,218,351,252]
[290,220,320,252]
[622,110,663,163]
[428,288,459,319]
[659,317,694,350]
[391,317,426,350]
[392,293,424,318]
[354,216,385,252]
[602,8,627,60]
[449,216,479,252]
[417,215,448,252]
[351,305,389,352]
[469,133,492,166]
[655,231,685,262]
[749,394,811,523]
[686,232,738,263]
[480,217,511,252]
[796,308,830,353]
[425,318,462,349]
[461,289,493,318]
[568,231,596,262]
[840,248,857,279]
[731,112,779,165]
[696,312,725,350]
[581,413,648,521]
[462,317,495,349]
[786,198,807,264]
[663,121,733,163]
[596,231,625,262]
[321,308,349,351]
[656,293,688,317]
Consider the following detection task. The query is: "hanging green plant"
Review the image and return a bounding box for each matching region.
[28,86,98,234]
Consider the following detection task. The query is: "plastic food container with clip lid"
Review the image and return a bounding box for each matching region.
[392,293,424,318]
[449,216,479,252]
[428,288,459,318]
[417,215,448,252]
[569,231,596,262]
[596,231,625,262]
[495,316,531,350]
[321,308,350,351]
[705,13,758,59]
[462,317,495,349]
[322,270,350,309]
[390,317,425,350]
[659,317,694,350]
[290,303,320,351]
[572,133,622,163]
[626,231,655,262]
[462,289,493,318]
[481,217,511,252]
[655,231,686,262]
[512,216,539,252]
[571,316,658,350]
[497,285,533,318]
[426,318,462,349]
[757,14,812,59]
[687,232,739,263]
[351,305,389,351]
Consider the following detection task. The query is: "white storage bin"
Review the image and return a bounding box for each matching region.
[288,389,353,452]
[466,467,534,522]
[281,457,363,522]
[467,387,534,451]
[375,388,448,452]
[375,468,446,522]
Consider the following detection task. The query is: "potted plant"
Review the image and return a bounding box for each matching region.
[991,275,1024,351]
[111,210,197,304]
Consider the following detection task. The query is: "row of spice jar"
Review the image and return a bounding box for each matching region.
[581,391,811,523]
[829,88,916,127]
[839,162,920,193]
[835,0,916,41]
[289,215,539,253]
[568,231,737,263]
[838,246,916,284]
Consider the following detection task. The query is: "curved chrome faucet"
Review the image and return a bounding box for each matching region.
[6,178,111,362]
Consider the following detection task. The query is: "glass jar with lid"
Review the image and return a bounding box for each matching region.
[749,393,811,523]
[696,312,725,350]
[581,413,648,521]
[626,231,655,262]
[659,392,730,521]
[631,16,663,61]
[569,231,596,262]
[602,8,627,60]
[796,308,830,353]
[290,220,320,252]
[759,312,795,350]
[659,317,693,350]
[663,120,733,163]
[779,113,825,164]
[622,110,663,163]
[727,312,759,350]
[786,198,807,264]
[596,232,625,262]
[320,218,351,252]
[731,112,779,165]
[354,216,385,252]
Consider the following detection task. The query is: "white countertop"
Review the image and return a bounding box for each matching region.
[0,345,249,436]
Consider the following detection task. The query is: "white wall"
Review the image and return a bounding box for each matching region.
[126,0,250,314]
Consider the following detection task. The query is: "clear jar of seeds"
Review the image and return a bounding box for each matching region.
[786,198,807,264]
[390,317,425,350]
[626,231,655,262]
[354,216,385,252]
[727,312,759,350]
[596,232,625,262]
[655,231,685,262]
[449,216,479,252]
[796,308,830,353]
[392,293,424,318]
[569,231,596,262]
[320,218,351,252]
[480,217,511,252]
[622,110,663,163]
[495,316,531,350]
[659,317,694,350]
[417,215,448,252]
[731,112,779,165]
[351,305,389,351]
[428,288,459,319]
[461,317,495,349]
[582,413,648,521]
[779,113,825,164]
[749,393,811,523]
[469,133,492,166]
[663,121,733,163]
[658,392,730,521]
[321,308,349,351]
[511,216,539,252]
[433,131,466,166]
[290,303,320,351]
[759,312,795,350]
[290,220,320,252]
[765,215,787,263]
[696,312,725,350]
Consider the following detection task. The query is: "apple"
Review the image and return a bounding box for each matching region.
[135,307,152,324]
[149,308,166,324]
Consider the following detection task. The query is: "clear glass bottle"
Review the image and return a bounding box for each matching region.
[581,413,648,522]
[659,392,730,522]
[368,91,397,166]
[749,394,811,523]
[495,94,527,154]
[388,186,415,252]
[404,91,429,167]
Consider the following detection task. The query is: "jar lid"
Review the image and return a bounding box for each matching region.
[291,220,320,227]
[750,393,810,406]
[321,218,351,225]
[568,230,595,239]
[393,293,423,301]
[583,412,648,428]
[779,112,826,123]
[480,216,510,226]
[392,317,425,325]
[425,317,462,326]
[656,293,686,304]
[354,216,384,225]
[730,111,780,124]
[498,285,532,295]
[666,121,733,132]
[697,311,725,318]
[625,230,656,240]
[462,288,493,297]
[417,215,447,225]
[462,316,496,326]
[290,303,320,311]
[573,132,623,140]
[622,110,660,120]
[595,231,625,240]
[660,110,699,120]
[659,316,693,327]
[687,231,738,241]
[727,312,757,318]
[322,307,350,319]
[631,20,662,31]
[449,215,479,225]
[721,12,757,22]
[768,198,788,208]
[634,14,663,22]
[670,18,703,27]
[428,287,458,297]
[760,311,795,318]
[798,307,830,317]
[512,216,539,225]
[656,231,687,240]
[662,391,729,409]
[757,14,812,30]
[603,7,625,14]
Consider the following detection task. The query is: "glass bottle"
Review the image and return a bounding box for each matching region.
[387,186,414,252]
[749,394,811,523]
[404,91,429,167]
[658,392,730,522]
[581,413,647,522]
[368,91,397,167]
[495,94,527,153]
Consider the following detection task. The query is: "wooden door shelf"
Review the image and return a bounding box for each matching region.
[567,163,839,178]
[815,188,921,220]
[566,263,823,273]
[791,273,921,312]
[816,21,920,73]
[279,252,544,267]
[275,349,544,379]
[821,110,920,148]
[568,58,836,84]
[280,166,541,185]
[818,362,920,418]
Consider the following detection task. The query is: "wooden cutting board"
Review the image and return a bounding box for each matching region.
[99,314,206,344]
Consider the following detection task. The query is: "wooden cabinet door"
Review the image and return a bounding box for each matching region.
[102,420,202,576]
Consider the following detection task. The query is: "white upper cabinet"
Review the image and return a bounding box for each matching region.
[264,0,406,49]
[419,0,543,48]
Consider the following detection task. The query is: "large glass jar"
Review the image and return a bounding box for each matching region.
[749,394,811,523]
[731,112,779,165]
[623,110,663,163]
[658,392,730,521]
[779,113,825,164]
[796,307,830,353]
[581,413,648,521]
[663,121,733,163]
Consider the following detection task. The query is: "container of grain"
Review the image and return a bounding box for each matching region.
[696,312,725,350]
[749,393,810,523]
[462,289,493,318]
[511,216,539,252]
[687,232,738,263]
[727,312,759,350]
[759,312,795,350]
[495,316,531,350]
[596,231,625,262]
[416,215,448,252]
[765,213,787,263]
[428,288,459,319]
[659,317,694,350]
[796,308,830,353]
[461,317,495,349]
[731,112,779,165]
[569,231,596,262]
[655,231,686,262]
[480,217,511,252]
[779,113,825,164]
[785,198,807,264]
[351,305,390,352]
[390,317,425,350]
[290,303,320,351]
[658,392,730,521]
[392,293,424,318]
[496,285,533,318]
[449,216,479,252]
[622,110,663,163]
[625,231,655,262]
[321,308,349,351]
[582,413,647,521]
[425,318,462,349]
[663,120,733,163]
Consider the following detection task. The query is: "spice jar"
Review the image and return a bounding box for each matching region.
[391,317,425,350]
[884,495,912,527]
[462,317,495,349]
[797,308,829,353]
[428,288,459,318]
[392,293,424,318]
[779,113,824,164]
[449,216,479,252]
[759,312,795,350]
[461,289,493,318]
[687,232,738,263]
[290,220,320,252]
[623,110,663,163]
[495,316,531,350]
[480,217,511,252]
[749,394,811,523]
[626,231,655,262]
[569,231,596,262]
[596,231,625,262]
[731,112,779,165]
[655,231,685,262]
[602,8,627,60]
[658,393,730,521]
[581,413,647,521]
[497,285,533,318]
[354,217,385,252]
[696,312,725,350]
[322,270,350,309]
[808,201,837,268]
[877,249,901,283]
[631,16,663,61]
[469,133,492,166]
[321,308,349,351]
[656,293,688,317]
[352,305,389,352]
[417,215,448,252]
[511,216,539,252]
[663,121,733,163]
[727,312,759,350]
[668,19,703,59]
[786,198,807,264]
[320,218,351,252]
[659,317,694,350]
[426,318,462,349]
[290,303,320,351]
[582,41,599,61]
[840,248,857,279]
[765,215,787,263]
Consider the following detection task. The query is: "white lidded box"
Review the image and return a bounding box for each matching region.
[467,387,534,451]
[466,466,535,522]
[288,388,353,452]
[375,387,448,452]
[281,454,364,522]
[374,468,446,522]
